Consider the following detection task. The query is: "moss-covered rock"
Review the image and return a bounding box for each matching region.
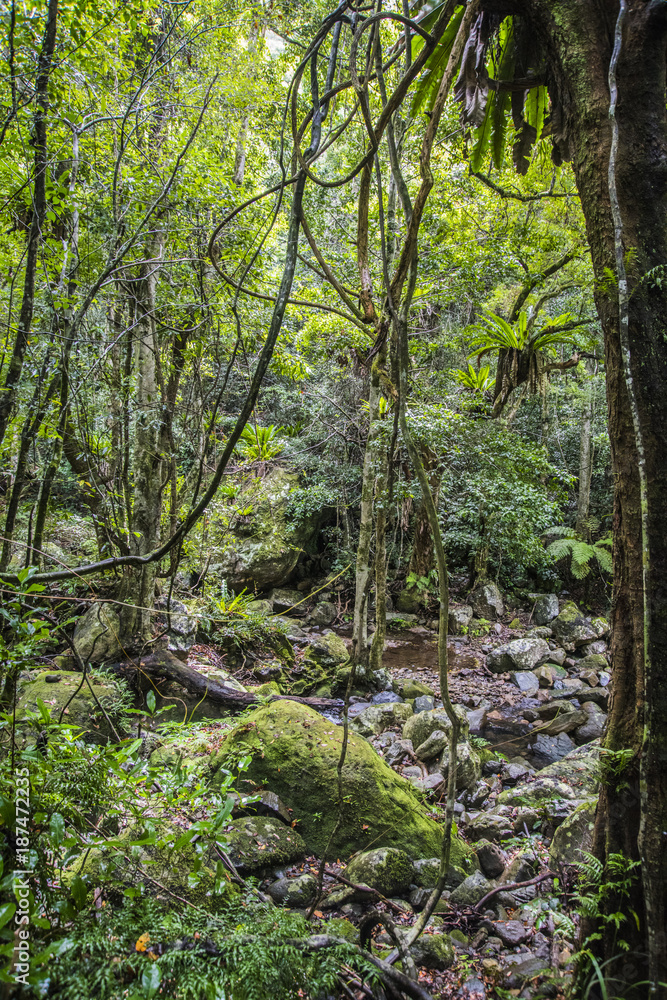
[203,469,320,591]
[402,707,469,750]
[287,632,350,695]
[409,932,455,970]
[210,701,467,862]
[16,669,130,742]
[225,816,307,872]
[551,601,601,652]
[394,679,434,701]
[72,603,123,665]
[549,799,597,867]
[351,702,413,738]
[345,848,414,896]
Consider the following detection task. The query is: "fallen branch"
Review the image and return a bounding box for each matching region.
[472,871,556,912]
[109,649,344,711]
[325,867,410,916]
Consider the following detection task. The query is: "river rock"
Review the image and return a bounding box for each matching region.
[465,812,514,843]
[72,602,123,664]
[449,605,474,634]
[492,920,530,947]
[310,600,337,626]
[574,710,606,744]
[403,706,470,749]
[409,932,455,970]
[436,741,482,791]
[532,593,560,625]
[414,694,436,713]
[227,816,309,872]
[487,638,550,672]
[211,701,473,865]
[475,840,506,878]
[551,601,602,651]
[415,729,448,761]
[510,670,540,695]
[351,702,413,737]
[450,871,494,907]
[267,873,317,906]
[270,588,303,613]
[385,739,414,767]
[532,732,575,765]
[539,709,587,736]
[346,848,414,896]
[469,581,505,619]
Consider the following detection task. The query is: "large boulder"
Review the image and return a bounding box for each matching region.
[346,848,414,896]
[487,638,550,673]
[72,602,123,665]
[351,702,413,738]
[16,669,129,742]
[225,816,307,872]
[287,631,350,696]
[551,601,607,652]
[435,741,482,792]
[402,707,470,750]
[532,593,560,625]
[202,469,320,591]
[211,702,471,864]
[469,581,504,619]
[448,605,474,635]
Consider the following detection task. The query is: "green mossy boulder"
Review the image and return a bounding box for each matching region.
[288,632,349,695]
[402,707,470,750]
[351,702,413,738]
[345,848,414,896]
[211,701,468,863]
[225,816,307,872]
[394,679,435,701]
[72,602,123,665]
[204,469,319,591]
[16,669,130,742]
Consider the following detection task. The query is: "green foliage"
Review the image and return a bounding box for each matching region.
[469,308,576,358]
[453,363,494,392]
[547,527,612,579]
[235,425,285,463]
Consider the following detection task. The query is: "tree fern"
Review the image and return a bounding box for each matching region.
[547,527,612,579]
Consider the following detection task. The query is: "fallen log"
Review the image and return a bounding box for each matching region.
[107,649,345,712]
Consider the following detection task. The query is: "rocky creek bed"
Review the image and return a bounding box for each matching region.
[16,583,611,998]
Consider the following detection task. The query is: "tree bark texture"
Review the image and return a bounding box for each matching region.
[575,362,593,535]
[522,0,667,988]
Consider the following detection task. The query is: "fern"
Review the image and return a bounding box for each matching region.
[546,527,612,579]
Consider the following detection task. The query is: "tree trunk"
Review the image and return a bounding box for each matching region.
[119,234,165,644]
[527,0,667,989]
[575,362,593,536]
[0,0,58,448]
[351,371,380,667]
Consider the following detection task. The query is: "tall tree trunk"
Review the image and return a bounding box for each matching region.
[119,235,164,643]
[0,0,58,447]
[528,0,667,989]
[351,371,380,667]
[575,362,593,536]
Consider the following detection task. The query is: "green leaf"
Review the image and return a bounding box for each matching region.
[0,904,15,929]
[141,964,161,998]
[70,876,88,910]
[146,690,156,715]
[49,812,65,847]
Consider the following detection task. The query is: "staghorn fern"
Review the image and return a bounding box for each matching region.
[547,526,612,579]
